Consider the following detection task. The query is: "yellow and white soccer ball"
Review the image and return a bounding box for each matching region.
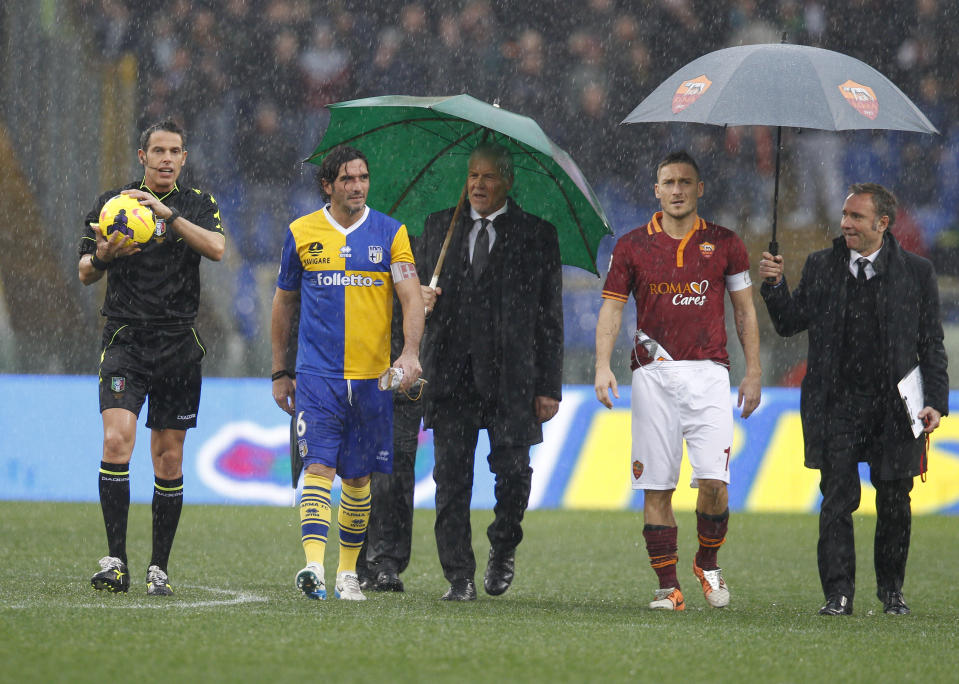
[98,193,156,243]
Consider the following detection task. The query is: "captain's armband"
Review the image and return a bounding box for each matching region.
[391,261,417,283]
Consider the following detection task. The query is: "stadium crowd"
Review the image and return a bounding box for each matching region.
[71,0,959,377]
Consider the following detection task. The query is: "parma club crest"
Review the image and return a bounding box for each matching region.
[368,245,383,264]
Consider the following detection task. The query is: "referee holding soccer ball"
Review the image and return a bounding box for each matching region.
[78,119,224,596]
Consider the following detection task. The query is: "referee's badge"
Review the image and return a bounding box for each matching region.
[154,217,167,242]
[110,376,126,394]
[368,245,383,264]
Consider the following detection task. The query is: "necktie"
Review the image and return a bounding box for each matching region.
[856,257,869,283]
[472,219,490,278]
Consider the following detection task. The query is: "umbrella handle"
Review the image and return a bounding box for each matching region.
[429,180,469,288]
[765,239,780,285]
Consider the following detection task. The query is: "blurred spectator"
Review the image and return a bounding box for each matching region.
[503,29,553,128]
[718,126,776,234]
[300,21,350,111]
[233,100,300,366]
[784,129,845,230]
[358,27,411,97]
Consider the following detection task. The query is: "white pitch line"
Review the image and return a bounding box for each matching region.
[4,585,269,610]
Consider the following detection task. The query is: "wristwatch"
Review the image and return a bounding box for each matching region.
[167,207,181,224]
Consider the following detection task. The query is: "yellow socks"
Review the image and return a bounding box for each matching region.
[299,474,332,565]
[336,481,371,574]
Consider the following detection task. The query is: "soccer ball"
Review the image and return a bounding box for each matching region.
[98,193,156,243]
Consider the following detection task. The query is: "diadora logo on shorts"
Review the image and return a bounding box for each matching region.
[316,273,385,287]
[648,280,709,306]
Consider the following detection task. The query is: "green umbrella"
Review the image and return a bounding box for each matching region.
[304,94,612,275]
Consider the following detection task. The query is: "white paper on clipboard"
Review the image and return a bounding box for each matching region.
[897,365,925,438]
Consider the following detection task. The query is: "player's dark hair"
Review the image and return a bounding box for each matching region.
[316,145,369,201]
[469,142,514,183]
[140,120,186,151]
[656,150,700,180]
[849,182,898,231]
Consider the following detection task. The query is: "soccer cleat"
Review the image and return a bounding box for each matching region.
[146,565,174,596]
[91,556,130,593]
[295,563,326,600]
[693,562,730,608]
[649,587,685,611]
[334,571,367,601]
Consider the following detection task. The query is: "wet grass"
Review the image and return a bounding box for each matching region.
[1,502,958,683]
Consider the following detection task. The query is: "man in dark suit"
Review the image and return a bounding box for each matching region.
[759,183,948,616]
[418,142,564,601]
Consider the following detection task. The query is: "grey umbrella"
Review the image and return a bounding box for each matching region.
[622,42,939,255]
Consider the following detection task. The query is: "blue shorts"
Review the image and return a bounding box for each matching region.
[295,373,393,479]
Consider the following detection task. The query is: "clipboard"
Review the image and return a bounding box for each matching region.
[897,365,925,439]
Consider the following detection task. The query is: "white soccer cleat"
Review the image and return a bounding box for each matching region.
[693,562,730,608]
[334,571,367,601]
[295,562,326,600]
[649,587,685,611]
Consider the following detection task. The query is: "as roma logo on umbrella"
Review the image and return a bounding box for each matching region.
[838,80,878,120]
[671,75,712,114]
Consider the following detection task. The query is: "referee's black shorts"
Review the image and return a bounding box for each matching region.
[98,320,206,430]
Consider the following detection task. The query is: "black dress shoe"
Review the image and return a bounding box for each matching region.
[484,549,515,596]
[818,594,853,615]
[357,571,375,591]
[440,578,476,601]
[374,569,405,592]
[881,591,911,615]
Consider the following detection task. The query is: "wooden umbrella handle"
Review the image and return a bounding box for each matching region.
[429,180,469,288]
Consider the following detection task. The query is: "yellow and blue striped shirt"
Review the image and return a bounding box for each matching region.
[277,206,415,379]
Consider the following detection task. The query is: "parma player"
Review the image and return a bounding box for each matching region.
[594,150,761,610]
[271,145,424,601]
[79,120,225,596]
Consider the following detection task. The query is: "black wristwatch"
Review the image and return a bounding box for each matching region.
[167,207,181,225]
[271,369,295,381]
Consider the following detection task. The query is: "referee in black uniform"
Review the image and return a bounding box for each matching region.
[79,120,225,596]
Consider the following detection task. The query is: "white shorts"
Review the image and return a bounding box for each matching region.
[630,360,733,490]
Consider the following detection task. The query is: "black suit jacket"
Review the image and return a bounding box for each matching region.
[416,200,564,446]
[761,233,949,477]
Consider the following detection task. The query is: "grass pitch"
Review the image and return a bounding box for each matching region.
[1,502,958,683]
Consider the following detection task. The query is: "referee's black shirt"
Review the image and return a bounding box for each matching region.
[79,180,223,325]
